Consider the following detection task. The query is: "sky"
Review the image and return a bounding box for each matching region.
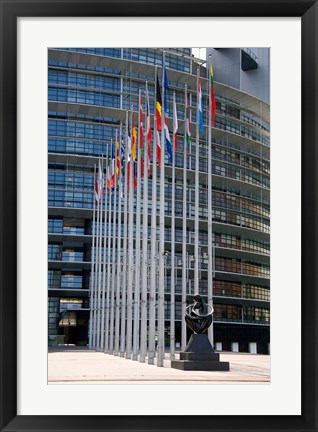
[192,47,206,60]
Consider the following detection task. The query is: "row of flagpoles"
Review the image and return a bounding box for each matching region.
[88,55,216,367]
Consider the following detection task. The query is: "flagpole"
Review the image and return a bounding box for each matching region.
[126,105,134,359]
[170,91,177,361]
[89,164,97,349]
[114,128,122,355]
[96,156,104,350]
[182,85,188,351]
[92,160,101,349]
[133,94,142,361]
[207,64,214,347]
[100,146,109,351]
[120,115,129,357]
[148,74,157,365]
[96,58,103,351]
[195,67,200,296]
[140,89,148,363]
[158,51,166,367]
[109,139,117,353]
[104,149,112,353]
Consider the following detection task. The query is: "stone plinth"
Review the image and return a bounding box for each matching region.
[171,334,230,371]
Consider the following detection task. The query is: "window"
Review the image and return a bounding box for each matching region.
[61,273,83,289]
[48,270,61,289]
[214,304,242,322]
[48,218,63,233]
[60,298,83,312]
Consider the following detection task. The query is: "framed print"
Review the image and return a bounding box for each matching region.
[1,0,317,431]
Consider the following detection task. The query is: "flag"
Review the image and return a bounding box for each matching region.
[94,170,98,203]
[163,69,172,163]
[111,156,115,188]
[100,159,105,200]
[164,115,172,163]
[145,83,152,177]
[120,133,125,172]
[127,163,131,189]
[140,146,145,177]
[146,83,152,145]
[116,133,120,183]
[156,73,162,131]
[139,92,144,146]
[97,160,104,202]
[94,168,101,204]
[156,130,161,168]
[198,79,204,134]
[106,153,111,190]
[119,131,125,198]
[147,136,151,177]
[127,123,132,189]
[210,64,216,126]
[133,161,137,189]
[132,116,137,160]
[173,95,178,150]
[139,92,145,172]
[185,86,191,146]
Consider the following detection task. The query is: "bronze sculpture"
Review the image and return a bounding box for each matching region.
[171,294,230,371]
[185,294,213,334]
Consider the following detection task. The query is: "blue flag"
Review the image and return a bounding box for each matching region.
[164,116,172,163]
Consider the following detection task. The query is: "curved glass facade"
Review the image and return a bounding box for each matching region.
[48,48,270,353]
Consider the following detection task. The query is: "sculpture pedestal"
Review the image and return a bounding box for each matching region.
[171,334,230,371]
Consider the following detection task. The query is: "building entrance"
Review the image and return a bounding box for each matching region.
[59,310,89,346]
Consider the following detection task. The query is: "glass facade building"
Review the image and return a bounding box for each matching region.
[48,48,270,353]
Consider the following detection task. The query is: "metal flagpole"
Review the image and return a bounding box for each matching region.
[92,159,101,349]
[110,140,117,353]
[194,67,200,295]
[207,67,214,347]
[89,164,97,349]
[120,114,129,357]
[148,74,157,365]
[133,91,142,361]
[100,146,109,351]
[158,52,166,367]
[126,105,134,359]
[104,150,112,353]
[96,157,104,350]
[170,91,177,361]
[96,57,103,350]
[140,89,148,363]
[181,85,190,351]
[114,128,122,355]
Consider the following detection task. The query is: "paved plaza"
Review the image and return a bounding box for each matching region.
[48,347,270,385]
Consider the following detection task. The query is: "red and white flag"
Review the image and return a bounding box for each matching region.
[139,92,144,146]
[95,159,104,202]
[146,83,152,145]
[94,170,100,203]
[111,157,115,188]
[173,95,178,150]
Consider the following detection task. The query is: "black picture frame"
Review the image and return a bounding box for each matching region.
[1,1,317,431]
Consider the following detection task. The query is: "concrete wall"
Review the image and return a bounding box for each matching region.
[241,48,270,103]
[207,48,270,103]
